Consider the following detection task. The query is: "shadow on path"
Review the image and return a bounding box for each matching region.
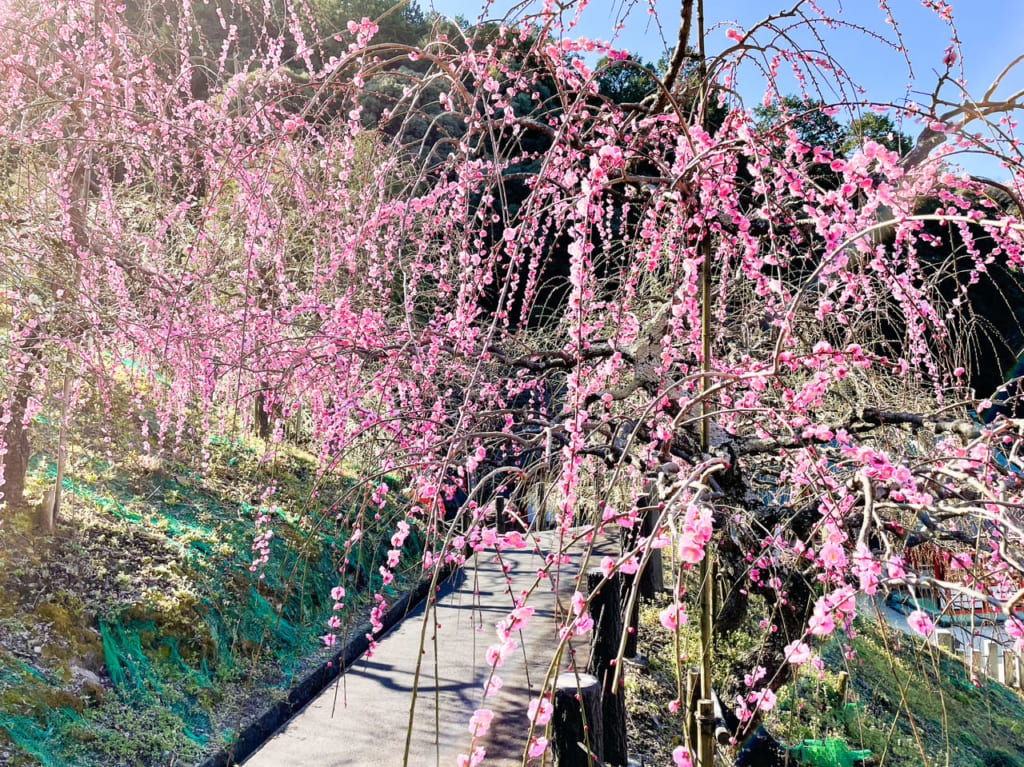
[243,531,607,766]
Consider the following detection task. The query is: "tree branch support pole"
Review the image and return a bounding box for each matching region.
[696,188,716,767]
[495,495,507,534]
[697,285,716,767]
[697,0,715,762]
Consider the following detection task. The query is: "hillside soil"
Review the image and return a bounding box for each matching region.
[0,415,418,767]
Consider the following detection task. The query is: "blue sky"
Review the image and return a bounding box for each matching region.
[423,0,1023,176]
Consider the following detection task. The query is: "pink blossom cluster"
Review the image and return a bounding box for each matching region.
[677,504,714,564]
[809,587,857,637]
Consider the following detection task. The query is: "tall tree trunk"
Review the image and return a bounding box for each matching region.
[49,123,91,525]
[1,363,38,513]
[255,389,272,440]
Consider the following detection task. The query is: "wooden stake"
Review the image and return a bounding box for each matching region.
[553,673,603,767]
[587,568,628,766]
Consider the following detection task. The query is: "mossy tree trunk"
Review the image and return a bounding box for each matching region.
[1,345,40,514]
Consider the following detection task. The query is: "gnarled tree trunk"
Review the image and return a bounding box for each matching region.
[1,359,38,513]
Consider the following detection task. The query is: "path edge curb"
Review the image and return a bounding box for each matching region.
[197,563,459,767]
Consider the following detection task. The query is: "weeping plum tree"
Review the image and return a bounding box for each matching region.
[1,0,1024,764]
[320,4,1024,764]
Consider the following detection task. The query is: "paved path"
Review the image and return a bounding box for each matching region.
[244,531,603,767]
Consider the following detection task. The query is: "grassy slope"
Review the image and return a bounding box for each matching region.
[0,408,418,766]
[811,617,1024,767]
[625,590,1024,767]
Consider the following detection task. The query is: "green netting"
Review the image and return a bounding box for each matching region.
[101,620,163,701]
[0,708,89,767]
[791,737,872,767]
[0,658,49,685]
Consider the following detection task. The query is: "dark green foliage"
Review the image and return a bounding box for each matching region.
[596,55,659,104]
[908,195,1024,412]
[842,112,913,156]
[754,95,847,153]
[808,618,1024,767]
[317,0,429,51]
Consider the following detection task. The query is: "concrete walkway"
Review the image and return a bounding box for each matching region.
[243,531,601,767]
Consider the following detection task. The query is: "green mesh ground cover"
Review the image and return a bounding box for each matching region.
[0,653,98,766]
[791,738,872,767]
[0,447,422,766]
[0,707,87,767]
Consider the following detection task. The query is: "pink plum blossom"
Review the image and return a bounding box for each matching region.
[457,747,486,767]
[528,737,549,757]
[468,708,494,736]
[659,604,687,630]
[908,610,936,637]
[784,640,812,665]
[528,697,553,725]
[673,746,694,767]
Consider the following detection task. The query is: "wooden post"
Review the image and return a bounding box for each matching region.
[553,673,603,767]
[638,499,663,598]
[836,671,849,703]
[587,568,628,767]
[970,642,983,674]
[618,504,641,658]
[686,668,700,751]
[1004,650,1021,688]
[537,478,547,531]
[697,699,715,767]
[621,494,662,600]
